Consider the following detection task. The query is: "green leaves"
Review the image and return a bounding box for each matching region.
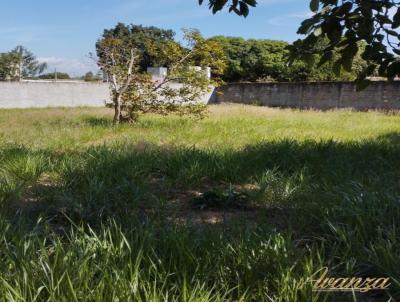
[310,0,320,12]
[291,0,400,89]
[97,26,220,123]
[0,46,46,81]
[341,42,358,72]
[387,61,400,79]
[199,0,257,17]
[239,1,250,17]
[393,8,400,28]
[318,50,333,67]
[212,0,228,14]
[297,18,317,35]
[201,0,400,89]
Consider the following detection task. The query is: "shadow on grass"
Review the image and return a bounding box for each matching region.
[1,136,399,301]
[376,132,400,144]
[2,135,400,226]
[82,116,113,127]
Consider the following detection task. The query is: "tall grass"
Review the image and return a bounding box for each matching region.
[0,105,399,301]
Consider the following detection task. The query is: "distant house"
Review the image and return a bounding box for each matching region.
[147,67,168,79]
[147,66,211,80]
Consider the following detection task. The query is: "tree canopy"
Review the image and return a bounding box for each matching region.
[200,0,400,86]
[82,71,103,82]
[295,0,400,87]
[96,25,225,124]
[98,24,368,83]
[39,72,71,80]
[0,53,14,80]
[99,23,177,71]
[210,37,288,82]
[211,36,366,82]
[0,46,46,81]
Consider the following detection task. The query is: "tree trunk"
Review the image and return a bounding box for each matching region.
[113,94,122,125]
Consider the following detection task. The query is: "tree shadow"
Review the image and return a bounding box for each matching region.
[2,136,399,228]
[82,116,113,127]
[376,132,400,144]
[1,137,399,301]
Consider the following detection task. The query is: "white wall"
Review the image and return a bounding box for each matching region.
[0,81,214,108]
[0,81,109,108]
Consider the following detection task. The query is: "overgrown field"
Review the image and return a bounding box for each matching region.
[0,105,399,301]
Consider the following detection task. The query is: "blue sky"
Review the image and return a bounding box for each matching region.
[0,0,309,76]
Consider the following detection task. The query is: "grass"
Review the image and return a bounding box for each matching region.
[0,104,399,301]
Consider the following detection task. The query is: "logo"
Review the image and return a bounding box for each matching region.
[300,267,391,293]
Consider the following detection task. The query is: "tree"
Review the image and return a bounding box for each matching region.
[100,23,178,71]
[95,37,137,123]
[0,53,15,80]
[7,46,47,81]
[95,27,225,124]
[39,72,71,80]
[210,37,289,82]
[210,36,366,82]
[0,46,46,81]
[83,71,94,81]
[293,0,400,88]
[286,37,368,82]
[200,0,400,87]
[82,71,102,82]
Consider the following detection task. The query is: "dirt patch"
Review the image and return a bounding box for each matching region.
[14,173,58,211]
[160,206,290,230]
[161,183,291,229]
[13,174,291,230]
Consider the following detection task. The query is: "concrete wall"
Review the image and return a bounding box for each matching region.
[3,80,397,110]
[0,81,214,108]
[210,81,400,110]
[0,81,109,108]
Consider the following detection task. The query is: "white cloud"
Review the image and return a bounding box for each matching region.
[267,11,313,26]
[37,57,99,77]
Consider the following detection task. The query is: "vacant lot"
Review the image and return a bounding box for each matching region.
[0,105,399,301]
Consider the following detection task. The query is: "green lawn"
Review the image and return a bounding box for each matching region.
[0,105,399,301]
